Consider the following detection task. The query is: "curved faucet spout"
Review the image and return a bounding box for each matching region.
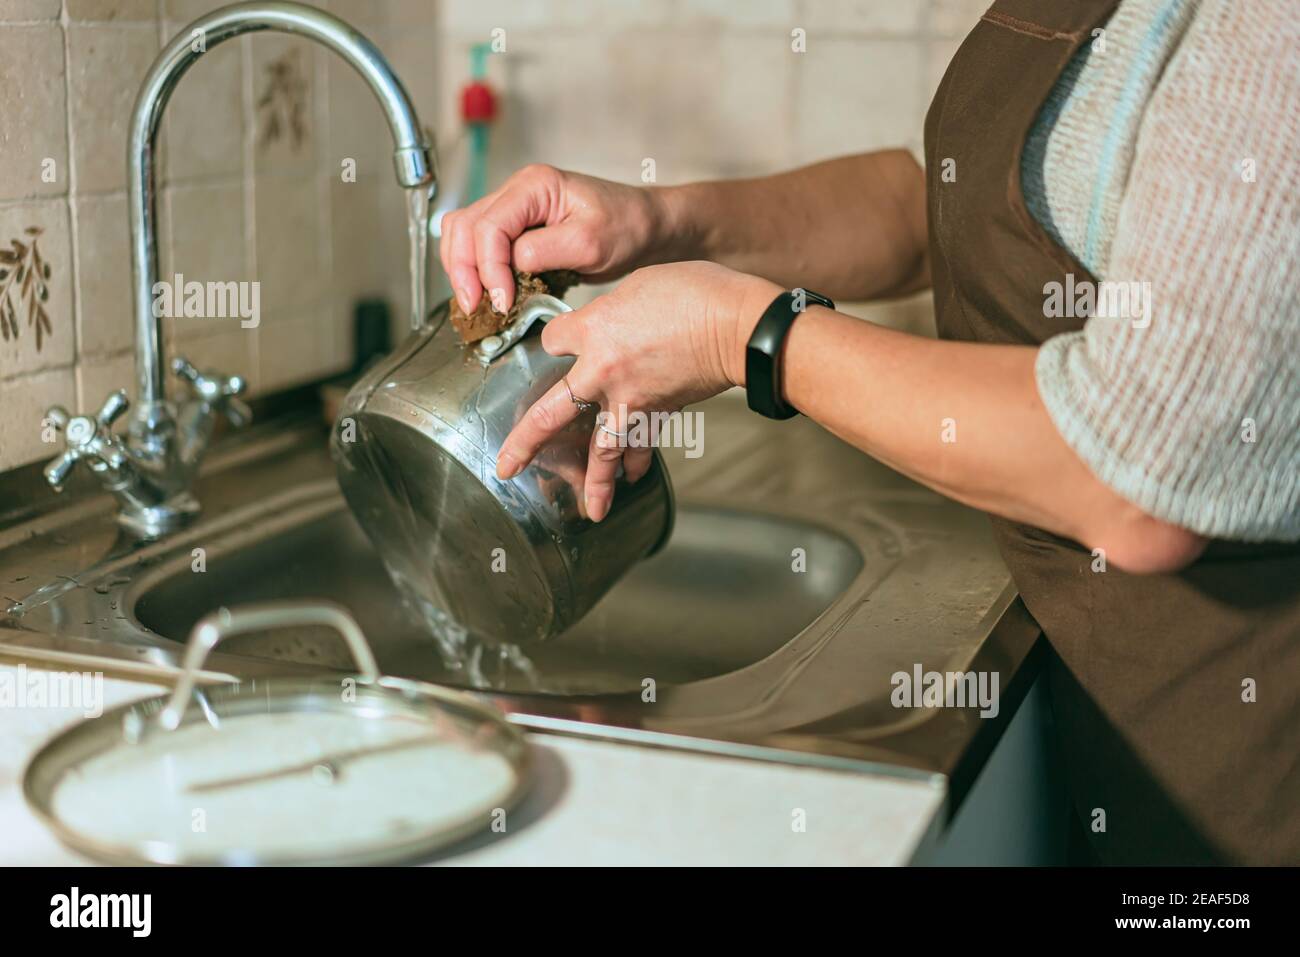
[127,1,435,418]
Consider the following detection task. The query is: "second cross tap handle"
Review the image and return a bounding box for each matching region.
[95,389,130,429]
[172,356,253,429]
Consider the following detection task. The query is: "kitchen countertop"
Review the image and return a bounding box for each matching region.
[1,391,1039,806]
[0,663,945,866]
[0,387,1040,864]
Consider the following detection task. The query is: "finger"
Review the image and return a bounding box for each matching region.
[533,455,591,520]
[473,179,557,313]
[440,187,508,313]
[496,371,592,480]
[474,220,516,317]
[624,445,654,484]
[436,208,455,275]
[540,312,584,357]
[531,430,591,518]
[513,222,599,275]
[438,197,490,282]
[585,405,628,523]
[437,208,462,303]
[442,206,486,314]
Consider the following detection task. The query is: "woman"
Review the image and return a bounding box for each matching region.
[439,0,1298,864]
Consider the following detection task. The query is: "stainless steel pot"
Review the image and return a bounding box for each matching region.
[332,295,674,647]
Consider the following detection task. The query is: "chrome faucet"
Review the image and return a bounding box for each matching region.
[42,2,435,537]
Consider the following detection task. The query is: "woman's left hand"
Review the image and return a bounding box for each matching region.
[495,261,779,522]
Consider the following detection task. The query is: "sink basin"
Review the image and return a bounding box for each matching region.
[132,499,864,695]
[3,397,1026,787]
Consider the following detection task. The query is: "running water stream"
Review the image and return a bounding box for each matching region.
[407,184,434,330]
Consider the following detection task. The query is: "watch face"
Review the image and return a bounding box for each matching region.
[43,703,522,864]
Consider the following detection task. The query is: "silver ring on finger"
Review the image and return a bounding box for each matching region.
[563,377,597,414]
[598,423,627,438]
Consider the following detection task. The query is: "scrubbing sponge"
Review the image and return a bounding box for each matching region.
[449,269,580,343]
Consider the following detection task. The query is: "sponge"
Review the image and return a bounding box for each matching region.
[449,269,579,343]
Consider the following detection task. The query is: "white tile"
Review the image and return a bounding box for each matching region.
[65,0,156,21]
[0,366,76,472]
[711,33,795,174]
[163,0,236,20]
[376,20,439,127]
[800,0,925,36]
[492,32,715,179]
[438,0,551,38]
[75,349,134,424]
[792,38,924,162]
[0,25,68,199]
[678,0,797,30]
[72,192,135,358]
[254,175,323,317]
[323,0,390,33]
[0,1,60,20]
[162,21,245,182]
[557,0,683,29]
[162,181,251,342]
[324,41,391,186]
[929,0,991,38]
[330,180,390,313]
[170,327,256,398]
[257,310,329,393]
[66,24,160,194]
[384,0,436,27]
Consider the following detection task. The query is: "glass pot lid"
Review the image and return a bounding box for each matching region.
[23,602,530,866]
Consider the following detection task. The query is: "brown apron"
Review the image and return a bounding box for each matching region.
[925,0,1300,864]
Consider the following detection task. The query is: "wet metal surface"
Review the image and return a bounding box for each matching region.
[0,395,1040,795]
[334,298,673,653]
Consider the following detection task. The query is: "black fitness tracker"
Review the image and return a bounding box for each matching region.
[744,288,835,420]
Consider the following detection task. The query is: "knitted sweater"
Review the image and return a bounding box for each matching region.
[1022,0,1299,541]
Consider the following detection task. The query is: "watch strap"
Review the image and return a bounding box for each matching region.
[745,288,834,419]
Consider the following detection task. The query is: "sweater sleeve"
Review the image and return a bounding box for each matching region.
[1034,0,1300,542]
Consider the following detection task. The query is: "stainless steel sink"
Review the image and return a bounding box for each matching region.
[132,494,863,695]
[1,393,1036,793]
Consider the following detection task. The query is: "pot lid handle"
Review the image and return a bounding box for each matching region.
[158,600,381,731]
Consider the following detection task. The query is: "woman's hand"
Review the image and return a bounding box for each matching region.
[495,261,780,522]
[438,164,677,316]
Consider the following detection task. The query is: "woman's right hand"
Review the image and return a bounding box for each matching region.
[438,164,673,316]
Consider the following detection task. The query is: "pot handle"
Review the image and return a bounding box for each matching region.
[473,293,572,364]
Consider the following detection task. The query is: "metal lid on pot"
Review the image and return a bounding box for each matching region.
[23,602,530,866]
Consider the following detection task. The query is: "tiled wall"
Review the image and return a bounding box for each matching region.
[435,0,986,184]
[427,0,989,327]
[0,0,988,474]
[0,0,438,472]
